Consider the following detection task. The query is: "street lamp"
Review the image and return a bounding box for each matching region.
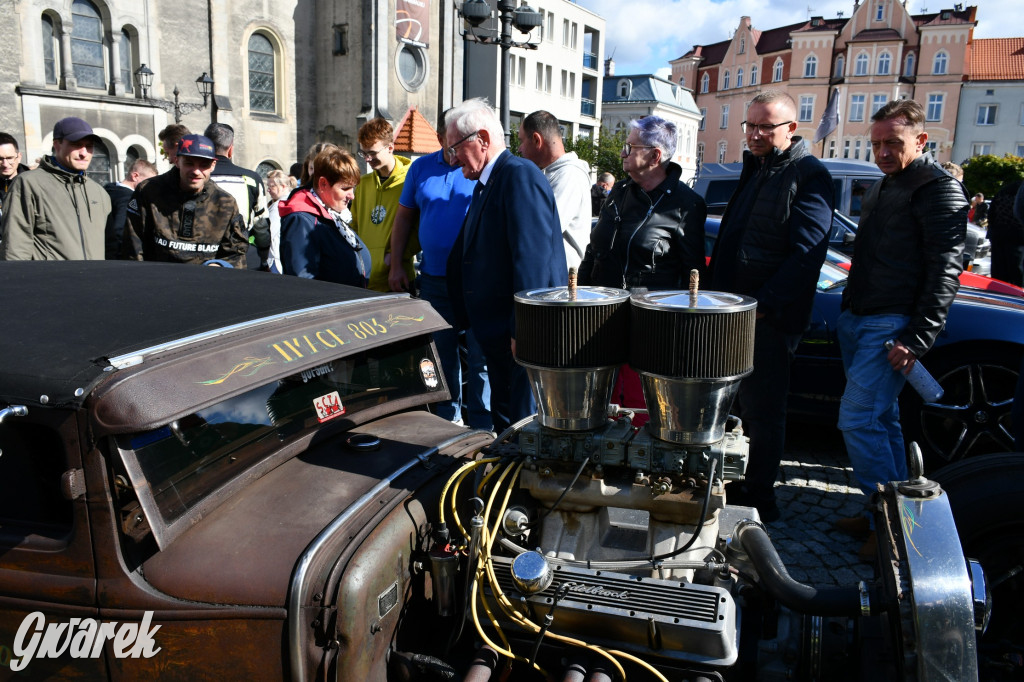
[134,64,215,124]
[459,0,542,144]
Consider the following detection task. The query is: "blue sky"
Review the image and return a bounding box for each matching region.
[572,0,1021,78]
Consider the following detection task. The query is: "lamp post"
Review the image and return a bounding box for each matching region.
[459,0,541,144]
[134,65,215,124]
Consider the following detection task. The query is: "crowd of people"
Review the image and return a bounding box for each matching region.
[2,98,1023,561]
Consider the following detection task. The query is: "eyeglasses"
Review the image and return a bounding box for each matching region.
[447,130,481,158]
[358,146,389,161]
[741,120,793,136]
[0,155,19,163]
[622,143,655,155]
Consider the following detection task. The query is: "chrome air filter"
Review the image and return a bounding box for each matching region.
[630,288,756,444]
[515,285,630,430]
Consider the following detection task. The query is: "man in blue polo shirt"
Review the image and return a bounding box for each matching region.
[388,111,491,430]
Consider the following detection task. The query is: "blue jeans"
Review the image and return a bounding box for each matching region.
[735,319,802,504]
[419,274,492,429]
[837,310,910,497]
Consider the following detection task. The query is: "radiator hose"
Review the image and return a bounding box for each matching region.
[735,520,877,617]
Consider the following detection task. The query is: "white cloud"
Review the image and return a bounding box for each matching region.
[577,0,1022,76]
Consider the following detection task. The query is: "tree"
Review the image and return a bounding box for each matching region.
[962,154,1024,198]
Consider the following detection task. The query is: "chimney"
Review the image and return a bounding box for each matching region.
[605,57,615,77]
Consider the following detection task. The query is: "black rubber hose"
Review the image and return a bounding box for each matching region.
[736,522,876,617]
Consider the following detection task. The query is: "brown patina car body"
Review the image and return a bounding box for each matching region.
[0,262,490,680]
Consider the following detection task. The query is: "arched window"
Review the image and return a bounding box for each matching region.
[736,67,743,88]
[877,52,891,75]
[750,65,758,84]
[248,33,276,113]
[700,73,709,93]
[904,52,915,76]
[617,79,630,97]
[120,29,133,94]
[773,58,783,82]
[256,161,279,180]
[41,14,57,85]
[854,53,869,76]
[86,138,111,185]
[717,141,727,163]
[834,55,845,78]
[72,0,105,89]
[804,54,817,78]
[723,70,730,89]
[933,51,948,75]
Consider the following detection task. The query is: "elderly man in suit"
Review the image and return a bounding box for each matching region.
[445,98,568,433]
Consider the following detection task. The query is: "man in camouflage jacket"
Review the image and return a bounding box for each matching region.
[123,134,247,267]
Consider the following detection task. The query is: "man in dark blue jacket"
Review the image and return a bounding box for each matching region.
[709,91,833,522]
[446,98,568,433]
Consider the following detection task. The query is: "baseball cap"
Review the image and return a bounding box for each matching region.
[176,134,217,160]
[53,117,97,142]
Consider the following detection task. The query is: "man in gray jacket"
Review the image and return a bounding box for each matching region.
[519,110,592,270]
[0,117,111,260]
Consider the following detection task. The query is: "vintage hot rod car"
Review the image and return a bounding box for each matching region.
[0,262,1017,681]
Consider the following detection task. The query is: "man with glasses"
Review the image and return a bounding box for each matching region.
[708,91,833,523]
[0,132,30,224]
[1,117,111,261]
[444,98,567,434]
[351,118,414,292]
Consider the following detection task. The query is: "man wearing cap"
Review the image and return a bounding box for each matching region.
[0,117,111,260]
[123,134,248,267]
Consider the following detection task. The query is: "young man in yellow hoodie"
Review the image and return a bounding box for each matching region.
[351,118,415,292]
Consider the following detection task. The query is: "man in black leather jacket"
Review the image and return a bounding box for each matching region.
[709,91,833,522]
[835,99,967,558]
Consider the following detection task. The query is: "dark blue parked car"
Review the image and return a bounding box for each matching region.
[705,215,1024,470]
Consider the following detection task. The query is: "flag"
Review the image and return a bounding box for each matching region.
[814,89,840,143]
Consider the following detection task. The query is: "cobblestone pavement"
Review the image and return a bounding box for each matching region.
[757,420,876,586]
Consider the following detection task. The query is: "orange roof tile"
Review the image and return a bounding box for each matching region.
[393,107,442,154]
[969,38,1024,80]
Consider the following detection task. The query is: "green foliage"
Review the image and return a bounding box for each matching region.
[962,154,1024,198]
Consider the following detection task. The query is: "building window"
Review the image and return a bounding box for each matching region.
[854,53,868,76]
[904,53,915,76]
[617,79,630,98]
[718,141,727,163]
[545,65,552,93]
[700,73,709,93]
[571,22,577,49]
[71,0,105,90]
[248,33,277,112]
[872,94,887,115]
[699,107,706,131]
[569,72,575,98]
[854,139,862,160]
[1016,143,1024,156]
[750,65,758,84]
[41,14,57,85]
[696,142,704,166]
[86,137,111,185]
[977,104,997,125]
[828,139,836,158]
[933,51,948,75]
[843,139,850,158]
[926,93,944,121]
[804,55,817,78]
[736,68,743,88]
[397,44,428,92]
[834,55,845,78]
[876,3,884,20]
[723,70,730,90]
[518,56,526,86]
[877,52,891,75]
[546,11,554,42]
[849,94,865,122]
[119,29,133,94]
[536,63,543,90]
[799,95,813,121]
[560,69,567,97]
[720,104,729,129]
[739,35,745,54]
[562,19,569,47]
[971,142,992,156]
[773,58,783,82]
[925,141,938,155]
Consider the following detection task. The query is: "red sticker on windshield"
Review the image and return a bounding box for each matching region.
[314,391,346,423]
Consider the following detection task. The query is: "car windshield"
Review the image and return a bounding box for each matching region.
[119,336,442,528]
[817,260,848,291]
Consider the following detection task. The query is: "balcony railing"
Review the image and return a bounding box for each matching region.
[581,98,596,117]
[583,52,598,70]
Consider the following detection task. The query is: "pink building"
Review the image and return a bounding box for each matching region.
[672,2,977,166]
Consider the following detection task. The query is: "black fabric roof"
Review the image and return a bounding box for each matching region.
[0,262,384,408]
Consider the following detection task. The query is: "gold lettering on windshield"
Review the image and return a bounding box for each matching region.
[271,328,347,362]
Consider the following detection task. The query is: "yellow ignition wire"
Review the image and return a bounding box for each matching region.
[441,457,500,543]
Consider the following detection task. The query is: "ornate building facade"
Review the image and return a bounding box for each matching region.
[671,2,977,166]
